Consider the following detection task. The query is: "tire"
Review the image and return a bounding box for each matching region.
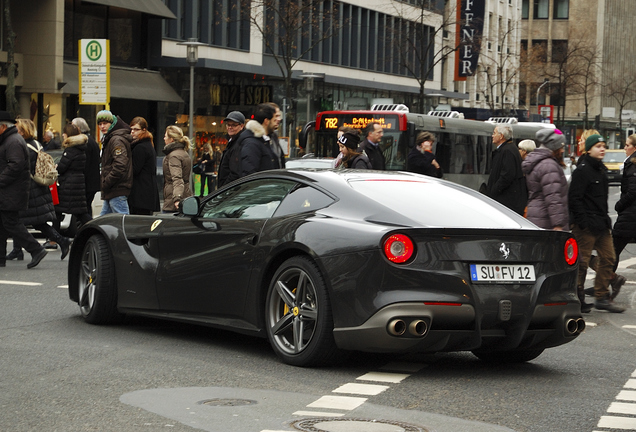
[77,235,122,324]
[265,256,341,367]
[472,348,545,363]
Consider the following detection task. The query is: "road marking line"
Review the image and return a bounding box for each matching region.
[357,372,410,383]
[608,402,636,415]
[0,280,42,286]
[633,370,636,378]
[307,395,367,410]
[292,411,344,417]
[625,379,636,389]
[332,383,389,396]
[379,362,425,373]
[617,390,636,402]
[623,325,636,329]
[57,285,68,289]
[586,322,598,327]
[618,256,636,269]
[598,415,636,429]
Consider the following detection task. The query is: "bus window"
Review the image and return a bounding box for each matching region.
[435,133,453,173]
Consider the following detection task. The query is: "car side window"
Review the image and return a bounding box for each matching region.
[201,179,296,219]
[273,184,335,217]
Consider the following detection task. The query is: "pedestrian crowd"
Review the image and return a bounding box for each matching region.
[0,104,632,316]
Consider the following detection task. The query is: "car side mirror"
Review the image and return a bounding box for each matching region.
[182,196,199,216]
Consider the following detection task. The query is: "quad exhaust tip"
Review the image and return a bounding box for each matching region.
[387,319,428,337]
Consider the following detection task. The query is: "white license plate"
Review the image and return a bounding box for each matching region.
[470,264,536,283]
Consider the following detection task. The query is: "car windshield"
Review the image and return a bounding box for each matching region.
[348,178,525,228]
[604,151,625,163]
[286,159,335,169]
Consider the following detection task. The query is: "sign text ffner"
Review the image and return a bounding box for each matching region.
[455,0,485,81]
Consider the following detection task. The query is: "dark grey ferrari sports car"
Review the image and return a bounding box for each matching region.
[67,169,583,366]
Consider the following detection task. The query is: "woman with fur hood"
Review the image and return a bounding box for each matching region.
[162,125,192,212]
[521,128,568,230]
[57,123,92,227]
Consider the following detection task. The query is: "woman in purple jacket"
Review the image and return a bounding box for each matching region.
[522,128,568,230]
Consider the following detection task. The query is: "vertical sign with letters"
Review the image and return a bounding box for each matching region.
[454,0,485,81]
[79,39,110,105]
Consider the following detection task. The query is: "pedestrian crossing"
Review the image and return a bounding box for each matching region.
[594,369,636,431]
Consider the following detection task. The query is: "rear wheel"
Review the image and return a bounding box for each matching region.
[265,256,341,366]
[77,235,122,324]
[472,348,545,363]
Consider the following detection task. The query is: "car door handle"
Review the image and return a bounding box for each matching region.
[246,234,258,245]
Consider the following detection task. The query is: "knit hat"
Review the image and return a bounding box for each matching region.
[585,134,604,152]
[535,128,565,151]
[96,110,114,124]
[338,132,360,150]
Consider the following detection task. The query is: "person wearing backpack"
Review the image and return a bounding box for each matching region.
[56,123,92,228]
[5,119,71,261]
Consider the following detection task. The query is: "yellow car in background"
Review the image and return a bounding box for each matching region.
[604,149,625,183]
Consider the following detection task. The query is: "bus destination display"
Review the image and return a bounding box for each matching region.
[319,114,400,132]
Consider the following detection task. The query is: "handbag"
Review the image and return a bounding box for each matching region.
[49,182,59,205]
[192,163,203,175]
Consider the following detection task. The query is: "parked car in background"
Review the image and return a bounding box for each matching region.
[603,149,625,183]
[285,154,337,169]
[67,169,582,367]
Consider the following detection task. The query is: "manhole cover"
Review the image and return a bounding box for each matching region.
[198,398,257,407]
[292,417,430,432]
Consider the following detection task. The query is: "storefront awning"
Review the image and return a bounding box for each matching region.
[64,63,183,103]
[82,0,176,19]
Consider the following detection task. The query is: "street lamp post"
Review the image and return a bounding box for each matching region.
[536,79,550,113]
[177,38,206,142]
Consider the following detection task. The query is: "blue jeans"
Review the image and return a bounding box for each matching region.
[100,196,130,216]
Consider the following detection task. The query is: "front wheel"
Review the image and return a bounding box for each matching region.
[472,348,545,363]
[265,256,341,366]
[77,235,122,324]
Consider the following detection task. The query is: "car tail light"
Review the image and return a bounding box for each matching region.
[383,234,415,264]
[564,238,578,265]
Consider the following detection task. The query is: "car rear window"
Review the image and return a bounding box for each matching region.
[604,151,625,163]
[348,178,526,228]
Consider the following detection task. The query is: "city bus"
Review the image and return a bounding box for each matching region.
[299,106,555,191]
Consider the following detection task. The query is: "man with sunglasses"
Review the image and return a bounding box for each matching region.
[217,111,246,187]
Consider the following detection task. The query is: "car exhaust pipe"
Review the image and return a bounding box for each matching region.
[408,319,428,337]
[576,318,586,333]
[387,319,406,336]
[565,319,578,335]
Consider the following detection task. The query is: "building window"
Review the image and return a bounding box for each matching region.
[533,0,549,19]
[531,40,548,62]
[521,0,529,18]
[551,40,568,63]
[554,0,569,19]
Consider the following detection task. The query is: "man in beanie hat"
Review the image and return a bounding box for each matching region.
[568,133,624,313]
[97,110,133,215]
[407,131,443,178]
[0,111,48,268]
[485,125,527,215]
[217,110,246,187]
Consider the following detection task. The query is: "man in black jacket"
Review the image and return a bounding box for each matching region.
[485,125,527,215]
[569,134,624,313]
[217,111,246,187]
[240,104,285,177]
[0,111,47,268]
[359,122,386,170]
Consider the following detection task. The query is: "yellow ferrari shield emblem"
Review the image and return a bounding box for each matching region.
[150,220,162,231]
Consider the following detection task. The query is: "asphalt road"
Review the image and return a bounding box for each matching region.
[1,186,635,432]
